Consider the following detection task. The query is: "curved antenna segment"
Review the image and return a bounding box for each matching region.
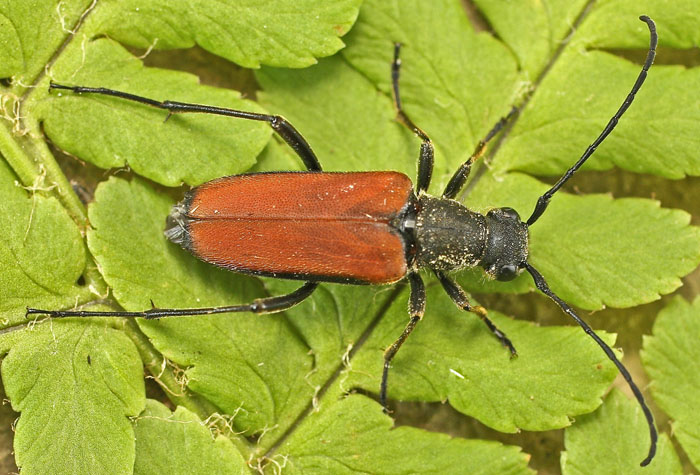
[527,16,657,226]
[524,262,657,466]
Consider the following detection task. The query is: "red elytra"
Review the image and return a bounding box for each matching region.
[181,172,413,284]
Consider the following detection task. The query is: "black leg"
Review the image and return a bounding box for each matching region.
[49,83,323,172]
[442,106,517,200]
[380,272,426,411]
[435,270,517,357]
[27,282,318,320]
[391,43,434,194]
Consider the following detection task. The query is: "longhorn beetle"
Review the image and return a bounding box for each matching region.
[29,15,658,466]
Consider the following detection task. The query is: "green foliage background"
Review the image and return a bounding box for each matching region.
[0,0,699,473]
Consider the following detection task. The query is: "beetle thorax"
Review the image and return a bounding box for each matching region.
[413,195,487,271]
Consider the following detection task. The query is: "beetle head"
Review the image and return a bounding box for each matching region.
[480,207,529,281]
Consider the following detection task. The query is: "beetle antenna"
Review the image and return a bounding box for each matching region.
[523,262,657,466]
[526,16,657,226]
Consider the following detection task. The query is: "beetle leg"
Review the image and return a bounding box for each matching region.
[435,270,517,357]
[380,272,426,412]
[27,282,318,319]
[49,83,323,171]
[442,106,517,200]
[391,43,434,194]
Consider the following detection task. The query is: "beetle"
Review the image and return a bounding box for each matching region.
[29,15,658,466]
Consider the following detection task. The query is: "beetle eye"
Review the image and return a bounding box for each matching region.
[500,207,520,221]
[497,264,518,281]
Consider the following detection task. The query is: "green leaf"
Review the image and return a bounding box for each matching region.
[561,389,682,474]
[3,0,700,472]
[133,400,249,475]
[0,320,145,474]
[85,0,362,68]
[276,394,532,474]
[0,156,87,325]
[0,0,94,84]
[642,296,700,471]
[577,0,700,49]
[472,0,589,78]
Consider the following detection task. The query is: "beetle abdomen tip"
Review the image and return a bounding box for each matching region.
[164,201,192,249]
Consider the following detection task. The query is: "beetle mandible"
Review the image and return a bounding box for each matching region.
[29,15,659,467]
